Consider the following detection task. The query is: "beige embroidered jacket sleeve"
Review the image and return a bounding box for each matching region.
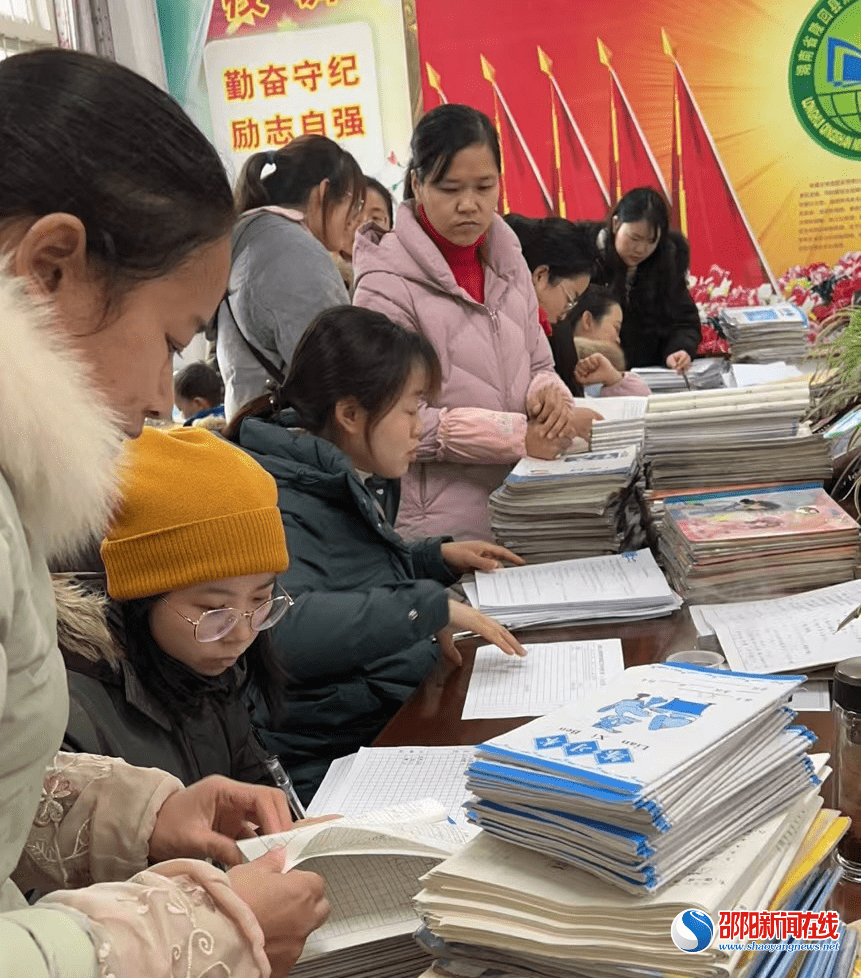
[10,755,270,978]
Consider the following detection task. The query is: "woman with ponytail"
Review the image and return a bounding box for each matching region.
[227,305,526,802]
[217,135,365,418]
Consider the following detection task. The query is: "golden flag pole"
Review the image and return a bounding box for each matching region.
[662,29,687,237]
[596,38,622,203]
[660,28,777,291]
[537,46,566,217]
[479,54,510,212]
[425,62,448,106]
[538,45,610,209]
[480,53,553,212]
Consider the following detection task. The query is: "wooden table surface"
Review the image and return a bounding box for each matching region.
[375,608,834,751]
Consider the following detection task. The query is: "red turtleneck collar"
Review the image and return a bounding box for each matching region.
[417,205,486,304]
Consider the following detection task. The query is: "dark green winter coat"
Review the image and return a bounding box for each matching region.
[238,411,458,802]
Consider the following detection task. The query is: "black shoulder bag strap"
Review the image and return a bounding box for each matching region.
[221,214,287,387]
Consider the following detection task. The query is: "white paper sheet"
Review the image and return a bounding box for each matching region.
[689,579,861,674]
[474,549,675,609]
[307,745,476,826]
[788,681,831,712]
[462,640,624,719]
[575,395,648,420]
[730,362,804,387]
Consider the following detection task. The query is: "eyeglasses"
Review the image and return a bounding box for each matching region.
[559,283,577,317]
[161,586,294,643]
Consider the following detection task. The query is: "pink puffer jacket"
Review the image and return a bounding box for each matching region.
[353,202,574,541]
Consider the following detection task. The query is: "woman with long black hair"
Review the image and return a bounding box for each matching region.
[576,187,701,371]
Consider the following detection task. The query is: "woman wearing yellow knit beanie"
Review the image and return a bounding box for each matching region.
[61,426,292,787]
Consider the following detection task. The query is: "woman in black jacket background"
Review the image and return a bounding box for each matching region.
[576,187,701,371]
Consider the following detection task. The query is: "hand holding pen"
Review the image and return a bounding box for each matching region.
[666,350,692,382]
[253,727,307,819]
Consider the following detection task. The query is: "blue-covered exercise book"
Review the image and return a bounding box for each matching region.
[466,663,817,892]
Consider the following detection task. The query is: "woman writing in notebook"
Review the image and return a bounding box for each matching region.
[353,103,599,541]
[61,427,292,789]
[228,306,527,803]
[575,187,701,372]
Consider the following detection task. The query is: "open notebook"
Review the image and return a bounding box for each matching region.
[238,800,468,976]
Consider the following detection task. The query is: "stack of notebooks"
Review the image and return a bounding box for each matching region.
[488,447,645,563]
[415,797,849,978]
[643,381,832,491]
[411,665,841,978]
[461,548,682,629]
[632,357,727,393]
[719,302,809,363]
[642,480,813,543]
[659,483,860,602]
[580,395,648,451]
[462,665,818,891]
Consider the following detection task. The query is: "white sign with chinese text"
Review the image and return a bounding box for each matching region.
[204,20,384,180]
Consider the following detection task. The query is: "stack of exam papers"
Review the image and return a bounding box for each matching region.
[632,357,727,393]
[414,788,848,978]
[642,382,832,490]
[462,549,681,629]
[463,664,819,894]
[488,447,645,562]
[580,395,648,451]
[659,483,859,602]
[720,303,810,363]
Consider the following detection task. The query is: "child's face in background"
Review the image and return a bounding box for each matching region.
[174,394,214,420]
[362,189,392,230]
[149,572,276,676]
[577,303,624,346]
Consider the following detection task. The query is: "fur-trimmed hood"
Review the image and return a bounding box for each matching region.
[53,578,124,669]
[0,268,124,559]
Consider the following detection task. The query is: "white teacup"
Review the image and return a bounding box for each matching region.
[664,649,729,670]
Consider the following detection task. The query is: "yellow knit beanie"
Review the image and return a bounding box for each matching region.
[102,427,288,600]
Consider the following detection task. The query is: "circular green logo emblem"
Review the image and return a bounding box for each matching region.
[789,0,861,160]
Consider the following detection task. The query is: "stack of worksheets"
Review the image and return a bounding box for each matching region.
[689,578,861,675]
[463,665,818,893]
[580,395,649,451]
[632,357,727,393]
[415,792,849,978]
[488,447,644,562]
[643,381,832,490]
[462,549,682,629]
[659,483,859,602]
[719,302,809,362]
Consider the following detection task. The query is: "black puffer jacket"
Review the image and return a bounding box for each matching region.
[576,221,701,368]
[56,582,269,786]
[238,410,458,803]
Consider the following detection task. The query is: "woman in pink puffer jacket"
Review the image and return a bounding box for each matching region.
[353,104,599,541]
